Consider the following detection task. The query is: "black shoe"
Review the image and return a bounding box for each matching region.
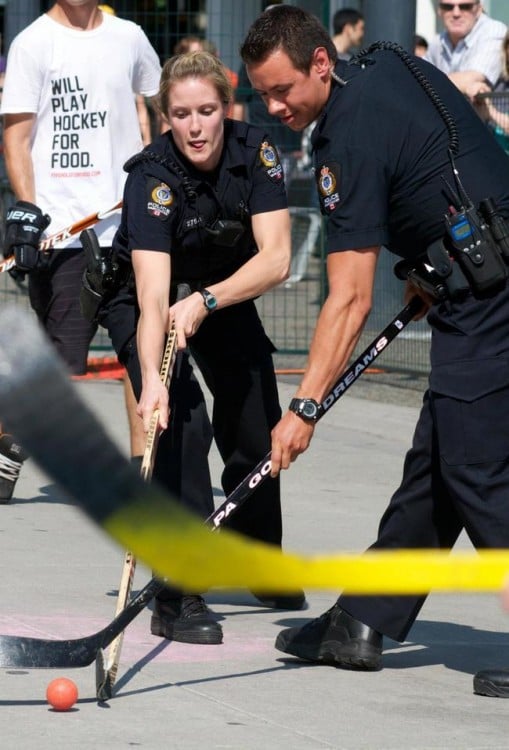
[150,595,223,645]
[0,434,28,504]
[251,590,307,610]
[275,604,382,670]
[474,669,509,698]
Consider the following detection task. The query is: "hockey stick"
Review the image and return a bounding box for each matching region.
[0,295,423,671]
[0,199,123,274]
[95,282,190,701]
[0,577,163,669]
[206,294,424,528]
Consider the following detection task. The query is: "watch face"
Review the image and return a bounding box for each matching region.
[202,290,217,311]
[205,294,217,311]
[302,401,318,418]
[289,397,320,421]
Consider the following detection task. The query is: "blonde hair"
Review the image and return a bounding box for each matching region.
[158,51,233,115]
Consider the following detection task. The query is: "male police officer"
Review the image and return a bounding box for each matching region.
[241,5,509,687]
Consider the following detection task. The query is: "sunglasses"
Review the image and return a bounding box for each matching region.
[439,2,478,11]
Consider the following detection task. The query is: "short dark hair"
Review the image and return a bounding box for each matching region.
[240,5,337,73]
[332,8,364,35]
[413,34,428,50]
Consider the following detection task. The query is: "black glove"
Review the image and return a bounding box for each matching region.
[4,201,51,273]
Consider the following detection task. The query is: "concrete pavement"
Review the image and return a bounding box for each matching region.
[0,373,508,749]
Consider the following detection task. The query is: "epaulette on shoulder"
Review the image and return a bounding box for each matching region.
[124,149,197,201]
[123,149,166,173]
[228,118,261,149]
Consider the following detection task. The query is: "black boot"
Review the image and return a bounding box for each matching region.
[275,604,382,670]
[251,589,307,610]
[151,595,223,645]
[474,669,509,697]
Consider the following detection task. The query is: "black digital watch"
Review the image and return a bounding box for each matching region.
[289,397,322,422]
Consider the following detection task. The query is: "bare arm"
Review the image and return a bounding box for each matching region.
[135,95,152,146]
[3,113,36,201]
[132,249,171,431]
[270,246,380,475]
[210,208,290,303]
[170,208,291,347]
[145,94,169,136]
[448,70,487,101]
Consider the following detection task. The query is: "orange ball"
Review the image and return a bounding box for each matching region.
[46,677,78,711]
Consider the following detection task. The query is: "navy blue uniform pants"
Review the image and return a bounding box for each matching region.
[101,295,282,547]
[189,302,282,546]
[339,385,509,642]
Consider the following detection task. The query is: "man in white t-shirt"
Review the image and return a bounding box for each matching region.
[0,0,161,500]
[426,1,507,101]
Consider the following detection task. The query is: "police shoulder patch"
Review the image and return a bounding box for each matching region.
[316,163,340,212]
[259,141,284,183]
[146,178,175,220]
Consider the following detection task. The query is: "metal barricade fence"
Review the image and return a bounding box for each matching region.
[0,175,431,375]
[475,91,509,155]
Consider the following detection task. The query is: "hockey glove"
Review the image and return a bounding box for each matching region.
[4,201,51,273]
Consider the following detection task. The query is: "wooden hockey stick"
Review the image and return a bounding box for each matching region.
[95,282,190,701]
[0,200,123,274]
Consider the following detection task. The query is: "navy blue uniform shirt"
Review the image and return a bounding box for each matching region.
[113,119,288,287]
[311,48,509,397]
[312,50,509,259]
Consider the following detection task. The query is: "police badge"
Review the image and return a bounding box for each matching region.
[259,141,283,183]
[147,180,174,220]
[317,165,340,212]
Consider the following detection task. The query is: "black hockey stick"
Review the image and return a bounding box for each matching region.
[206,294,424,528]
[0,577,163,669]
[0,295,422,670]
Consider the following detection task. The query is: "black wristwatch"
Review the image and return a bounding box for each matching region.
[289,397,322,422]
[200,288,218,313]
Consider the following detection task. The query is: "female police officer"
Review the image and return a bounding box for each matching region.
[241,6,509,677]
[95,50,305,645]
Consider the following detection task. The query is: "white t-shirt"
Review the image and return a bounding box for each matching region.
[1,13,161,247]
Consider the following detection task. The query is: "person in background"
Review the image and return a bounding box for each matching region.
[331,7,365,60]
[425,1,506,102]
[98,4,155,145]
[474,29,509,154]
[0,0,161,501]
[414,34,429,58]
